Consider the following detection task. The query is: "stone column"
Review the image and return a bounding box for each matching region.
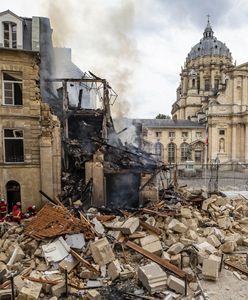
[245,123,248,162]
[232,124,237,161]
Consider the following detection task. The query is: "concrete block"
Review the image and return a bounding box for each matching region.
[167,275,185,294]
[167,242,184,255]
[220,241,237,253]
[181,207,192,218]
[140,235,162,255]
[90,237,115,266]
[202,257,219,280]
[168,219,187,233]
[107,259,121,281]
[0,289,12,300]
[120,217,139,235]
[138,263,167,294]
[161,251,170,260]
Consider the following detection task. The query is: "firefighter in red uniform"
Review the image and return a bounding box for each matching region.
[25,205,36,218]
[0,199,7,222]
[12,203,22,223]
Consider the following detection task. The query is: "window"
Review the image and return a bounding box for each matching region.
[3,22,17,48]
[168,131,175,138]
[182,131,188,138]
[155,131,162,138]
[154,142,163,160]
[205,79,210,91]
[181,143,190,162]
[192,78,195,88]
[219,129,225,136]
[4,129,24,162]
[168,143,176,163]
[3,72,22,105]
[196,131,202,139]
[214,79,219,90]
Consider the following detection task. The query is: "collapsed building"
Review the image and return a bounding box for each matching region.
[0,10,165,212]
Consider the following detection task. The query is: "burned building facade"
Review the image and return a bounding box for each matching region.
[0,10,61,212]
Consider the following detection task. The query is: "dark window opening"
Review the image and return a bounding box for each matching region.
[205,79,210,91]
[4,129,24,162]
[192,78,195,88]
[214,79,219,90]
[168,143,176,163]
[3,22,17,48]
[6,180,21,213]
[3,72,22,105]
[219,129,225,136]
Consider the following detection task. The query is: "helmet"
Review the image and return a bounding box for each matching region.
[32,205,36,210]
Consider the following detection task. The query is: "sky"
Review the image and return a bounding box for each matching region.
[2,0,248,118]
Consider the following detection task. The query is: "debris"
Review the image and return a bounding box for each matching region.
[18,279,42,300]
[90,237,115,266]
[86,289,102,300]
[202,257,219,280]
[167,275,185,294]
[65,233,86,249]
[168,219,187,233]
[120,217,140,235]
[138,262,167,294]
[42,237,70,263]
[107,259,121,280]
[140,234,163,255]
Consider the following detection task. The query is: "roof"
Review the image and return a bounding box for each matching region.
[186,20,232,62]
[133,119,205,129]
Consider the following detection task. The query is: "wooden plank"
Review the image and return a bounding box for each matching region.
[126,241,193,280]
[139,220,161,235]
[70,249,100,275]
[224,260,248,276]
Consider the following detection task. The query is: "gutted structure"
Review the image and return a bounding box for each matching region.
[0,10,61,211]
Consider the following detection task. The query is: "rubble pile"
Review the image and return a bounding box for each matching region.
[1,189,248,299]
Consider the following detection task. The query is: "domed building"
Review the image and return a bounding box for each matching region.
[171,19,248,165]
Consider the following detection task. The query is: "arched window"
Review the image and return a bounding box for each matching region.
[3,22,17,48]
[6,180,21,213]
[154,142,163,160]
[181,143,190,162]
[168,143,176,163]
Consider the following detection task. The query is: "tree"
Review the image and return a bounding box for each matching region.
[155,114,171,119]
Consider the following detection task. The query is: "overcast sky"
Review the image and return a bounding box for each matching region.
[2,0,248,118]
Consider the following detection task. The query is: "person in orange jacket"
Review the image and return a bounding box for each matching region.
[12,203,22,223]
[0,199,7,222]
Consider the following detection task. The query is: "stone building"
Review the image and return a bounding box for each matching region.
[0,10,61,212]
[171,19,248,164]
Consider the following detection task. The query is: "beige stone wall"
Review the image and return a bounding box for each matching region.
[0,49,61,211]
[143,127,206,164]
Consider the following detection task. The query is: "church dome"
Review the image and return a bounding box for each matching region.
[186,20,232,62]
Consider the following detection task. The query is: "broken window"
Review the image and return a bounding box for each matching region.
[4,129,24,163]
[3,22,17,48]
[3,72,22,105]
[155,131,162,138]
[182,131,188,138]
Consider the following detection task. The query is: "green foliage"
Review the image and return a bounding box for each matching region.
[155,114,171,119]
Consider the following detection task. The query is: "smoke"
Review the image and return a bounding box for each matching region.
[45,0,139,118]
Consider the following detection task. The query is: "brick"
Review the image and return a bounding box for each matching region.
[90,237,115,266]
[140,235,162,255]
[120,217,139,235]
[167,275,185,294]
[202,257,219,280]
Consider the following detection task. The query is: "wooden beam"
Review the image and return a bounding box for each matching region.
[139,220,161,236]
[126,241,193,281]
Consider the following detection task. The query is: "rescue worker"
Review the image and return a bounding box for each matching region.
[0,199,7,222]
[12,203,22,223]
[25,205,36,218]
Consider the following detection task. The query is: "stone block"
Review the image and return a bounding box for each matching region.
[207,235,221,248]
[186,230,198,241]
[0,289,12,300]
[107,259,121,281]
[220,241,237,253]
[17,280,42,300]
[138,263,167,294]
[161,251,170,260]
[90,237,115,266]
[167,242,184,255]
[51,282,66,298]
[170,254,181,267]
[181,207,192,218]
[167,275,185,294]
[168,219,187,233]
[87,289,102,300]
[140,235,162,255]
[202,257,219,280]
[120,217,139,235]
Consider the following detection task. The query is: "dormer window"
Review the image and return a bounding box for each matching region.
[3,22,17,48]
